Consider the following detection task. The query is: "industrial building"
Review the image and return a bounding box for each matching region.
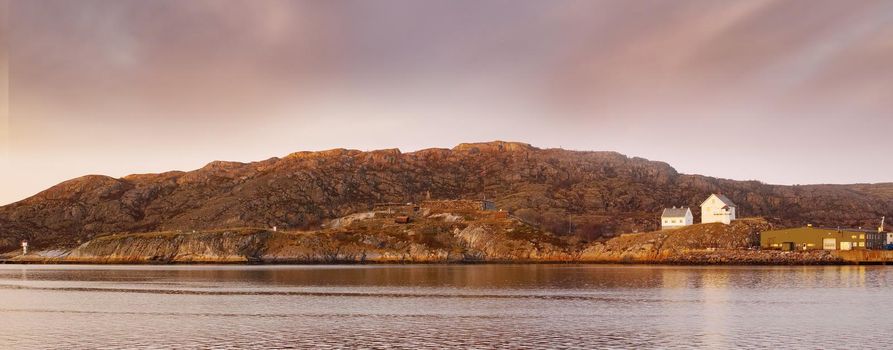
[761,226,887,251]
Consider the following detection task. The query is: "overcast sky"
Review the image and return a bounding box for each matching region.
[1,0,892,205]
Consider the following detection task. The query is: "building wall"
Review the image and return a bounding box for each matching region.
[372,203,417,215]
[761,227,883,251]
[701,195,736,225]
[701,205,734,224]
[661,210,693,230]
[421,200,495,212]
[661,217,686,230]
[866,232,887,250]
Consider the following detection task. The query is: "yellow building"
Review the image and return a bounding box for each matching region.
[761,226,887,251]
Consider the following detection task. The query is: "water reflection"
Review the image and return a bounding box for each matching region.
[0,264,891,349]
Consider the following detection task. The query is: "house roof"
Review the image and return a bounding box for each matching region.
[661,207,691,218]
[813,227,885,234]
[701,193,737,207]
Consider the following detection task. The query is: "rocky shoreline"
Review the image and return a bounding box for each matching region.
[4,216,888,266]
[2,242,874,266]
[0,252,860,265]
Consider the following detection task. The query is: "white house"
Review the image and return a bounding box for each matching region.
[700,193,737,225]
[661,207,693,230]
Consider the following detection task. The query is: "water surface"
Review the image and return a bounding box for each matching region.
[0,264,890,349]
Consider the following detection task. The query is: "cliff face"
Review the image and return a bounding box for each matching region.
[1,141,892,251]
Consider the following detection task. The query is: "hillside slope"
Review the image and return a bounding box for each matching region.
[580,219,844,264]
[19,205,578,263]
[2,141,892,251]
[9,216,845,265]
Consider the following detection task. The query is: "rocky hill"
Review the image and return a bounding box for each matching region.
[7,214,847,265]
[1,141,892,252]
[17,204,579,263]
[576,219,846,264]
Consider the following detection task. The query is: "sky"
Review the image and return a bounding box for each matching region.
[1,0,892,205]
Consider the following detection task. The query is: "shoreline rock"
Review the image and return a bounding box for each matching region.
[3,216,887,266]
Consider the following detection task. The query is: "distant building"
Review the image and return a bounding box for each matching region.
[661,207,693,230]
[421,199,496,212]
[700,194,737,225]
[372,202,418,214]
[761,226,887,251]
[880,217,892,246]
[868,231,887,250]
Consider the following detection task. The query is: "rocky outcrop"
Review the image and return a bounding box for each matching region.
[572,219,855,264]
[1,141,892,252]
[6,217,857,265]
[13,209,579,263]
[65,229,272,263]
[581,220,766,262]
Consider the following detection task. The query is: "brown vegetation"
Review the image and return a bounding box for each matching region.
[2,213,867,265]
[1,141,892,252]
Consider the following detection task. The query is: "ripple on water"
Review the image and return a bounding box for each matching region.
[0,265,891,349]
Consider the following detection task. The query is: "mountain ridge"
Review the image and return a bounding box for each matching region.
[2,141,892,251]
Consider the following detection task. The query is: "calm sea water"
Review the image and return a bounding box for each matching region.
[0,264,891,349]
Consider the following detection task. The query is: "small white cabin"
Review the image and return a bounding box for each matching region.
[661,207,693,230]
[700,194,737,225]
